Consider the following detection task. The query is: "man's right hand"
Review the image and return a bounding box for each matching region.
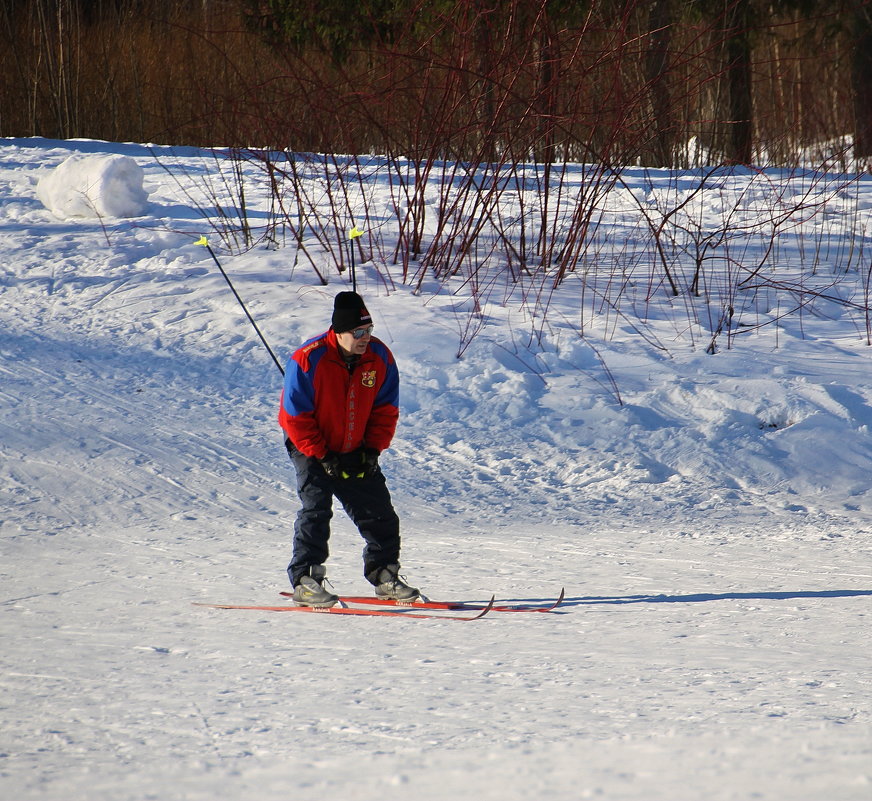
[320,452,341,479]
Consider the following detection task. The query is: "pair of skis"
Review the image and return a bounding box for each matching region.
[195,588,564,621]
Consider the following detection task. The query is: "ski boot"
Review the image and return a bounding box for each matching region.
[292,565,339,608]
[371,564,420,602]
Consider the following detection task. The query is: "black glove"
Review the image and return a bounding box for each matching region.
[361,447,380,478]
[320,452,341,479]
[341,447,379,480]
[322,449,380,479]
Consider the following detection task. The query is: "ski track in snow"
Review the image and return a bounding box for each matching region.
[1,138,871,800]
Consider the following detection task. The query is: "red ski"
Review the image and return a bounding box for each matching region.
[279,587,565,612]
[194,596,495,621]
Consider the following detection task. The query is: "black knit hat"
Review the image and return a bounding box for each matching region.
[332,291,372,333]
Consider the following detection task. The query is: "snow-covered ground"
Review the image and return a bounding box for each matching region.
[1,137,871,800]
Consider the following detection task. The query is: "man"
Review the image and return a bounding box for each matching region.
[278,291,419,607]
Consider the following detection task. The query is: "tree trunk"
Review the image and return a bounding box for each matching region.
[536,16,556,165]
[645,0,674,167]
[725,0,753,164]
[852,1,872,162]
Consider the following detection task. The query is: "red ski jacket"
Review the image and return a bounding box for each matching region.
[279,329,399,459]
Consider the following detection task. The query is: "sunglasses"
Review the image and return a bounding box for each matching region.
[350,325,374,340]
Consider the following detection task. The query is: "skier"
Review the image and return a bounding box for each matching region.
[279,291,419,607]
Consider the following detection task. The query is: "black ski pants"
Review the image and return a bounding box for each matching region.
[285,441,401,587]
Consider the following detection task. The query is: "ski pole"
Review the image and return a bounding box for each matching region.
[349,226,364,292]
[194,236,285,376]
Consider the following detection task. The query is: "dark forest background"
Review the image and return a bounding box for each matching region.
[2,0,871,168]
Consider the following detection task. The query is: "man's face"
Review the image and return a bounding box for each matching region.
[336,325,373,356]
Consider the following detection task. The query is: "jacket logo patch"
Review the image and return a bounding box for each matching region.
[361,370,377,388]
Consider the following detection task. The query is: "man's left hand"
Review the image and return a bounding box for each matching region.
[361,447,380,478]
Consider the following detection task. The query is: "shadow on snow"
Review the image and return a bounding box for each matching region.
[561,589,872,607]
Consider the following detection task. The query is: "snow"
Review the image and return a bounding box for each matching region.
[35,153,148,219]
[2,137,871,800]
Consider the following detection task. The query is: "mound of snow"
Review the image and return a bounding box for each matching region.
[36,153,148,218]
